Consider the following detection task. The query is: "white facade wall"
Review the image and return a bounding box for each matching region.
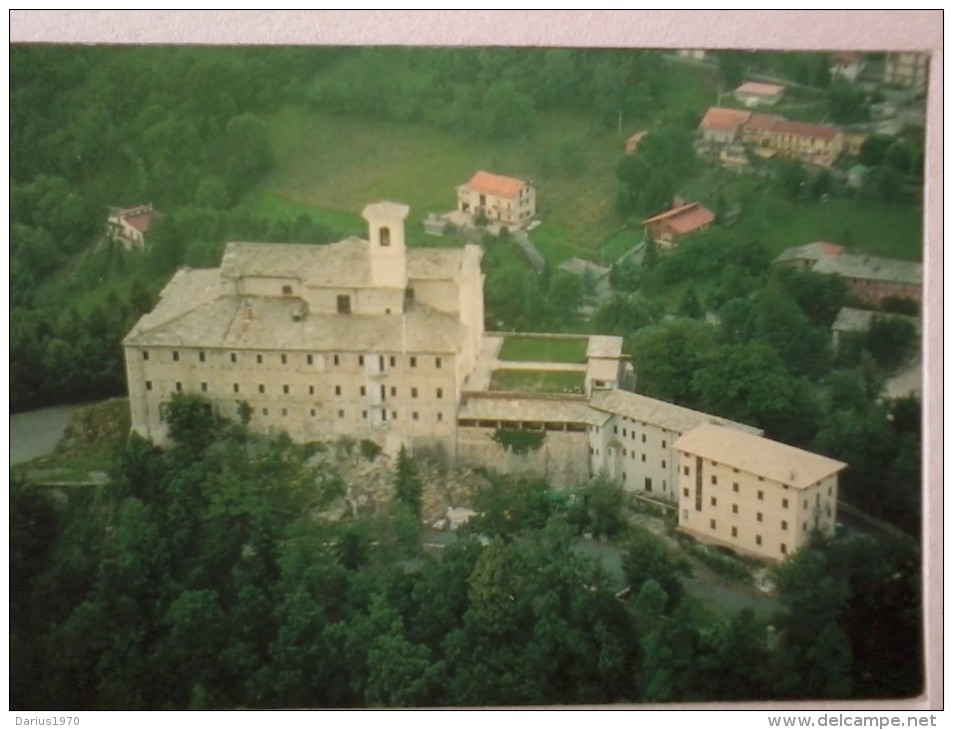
[457,426,591,488]
[592,415,679,499]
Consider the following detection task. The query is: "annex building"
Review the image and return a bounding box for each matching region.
[124,201,846,562]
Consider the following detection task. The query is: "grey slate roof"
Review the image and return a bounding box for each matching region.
[588,389,761,436]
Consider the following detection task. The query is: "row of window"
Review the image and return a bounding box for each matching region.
[147,381,444,400]
[686,471,834,502]
[610,423,668,448]
[141,349,443,370]
[684,512,792,555]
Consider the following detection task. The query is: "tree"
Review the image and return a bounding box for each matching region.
[628,319,719,405]
[718,51,748,89]
[622,527,692,613]
[222,113,274,197]
[164,392,218,456]
[865,315,916,369]
[393,446,422,519]
[585,476,627,540]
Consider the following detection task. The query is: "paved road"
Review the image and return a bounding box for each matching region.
[9,402,91,465]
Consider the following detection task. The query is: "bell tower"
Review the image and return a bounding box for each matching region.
[363,201,409,289]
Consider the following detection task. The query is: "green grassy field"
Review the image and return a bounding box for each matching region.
[489,369,586,395]
[258,105,626,260]
[498,336,589,364]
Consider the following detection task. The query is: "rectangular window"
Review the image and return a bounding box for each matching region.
[782,498,789,509]
[262,407,269,416]
[803,522,808,531]
[662,440,667,448]
[360,386,367,396]
[437,412,444,422]
[333,355,340,366]
[172,350,180,361]
[359,355,365,366]
[175,382,183,392]
[757,490,764,501]
[281,408,288,417]
[757,512,763,522]
[756,535,762,546]
[436,388,443,399]
[710,519,717,530]
[309,385,315,395]
[233,383,240,393]
[641,454,646,463]
[711,475,718,485]
[733,483,739,492]
[231,353,237,363]
[283,385,290,394]
[199,351,206,363]
[390,356,396,367]
[410,356,417,368]
[146,381,153,391]
[282,284,293,296]
[644,477,652,492]
[731,526,738,538]
[362,410,368,419]
[142,351,150,361]
[684,466,690,475]
[390,386,397,397]
[307,354,314,365]
[337,295,351,314]
[201,382,208,393]
[641,434,646,443]
[661,460,666,468]
[732,504,738,514]
[683,488,689,497]
[391,411,398,420]
[781,520,788,531]
[710,497,717,507]
[435,357,442,369]
[413,411,419,421]
[256,354,263,364]
[781,543,788,555]
[335,385,341,396]
[281,354,288,365]
[310,408,317,417]
[338,409,345,418]
[259,384,265,394]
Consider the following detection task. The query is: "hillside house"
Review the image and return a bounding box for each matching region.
[642,201,715,247]
[107,204,160,251]
[735,81,785,107]
[884,52,929,94]
[457,171,536,229]
[699,107,751,145]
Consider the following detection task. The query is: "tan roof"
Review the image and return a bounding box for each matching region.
[218,240,472,289]
[589,389,761,436]
[458,395,600,425]
[774,241,846,264]
[642,202,715,235]
[124,268,226,341]
[736,81,785,97]
[812,254,922,286]
[125,290,465,354]
[699,107,751,132]
[674,424,846,489]
[462,170,528,199]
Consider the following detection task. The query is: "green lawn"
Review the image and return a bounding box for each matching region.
[489,369,586,395]
[260,105,627,262]
[498,335,589,364]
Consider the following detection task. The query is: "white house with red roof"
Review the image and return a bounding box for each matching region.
[456,171,535,229]
[107,204,160,251]
[734,81,785,107]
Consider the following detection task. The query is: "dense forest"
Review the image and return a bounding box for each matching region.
[11,398,922,708]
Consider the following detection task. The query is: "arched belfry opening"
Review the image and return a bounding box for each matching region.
[380,226,391,247]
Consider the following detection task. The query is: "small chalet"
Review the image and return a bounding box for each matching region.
[457,171,536,229]
[107,204,160,251]
[698,107,751,145]
[735,81,785,107]
[642,201,715,247]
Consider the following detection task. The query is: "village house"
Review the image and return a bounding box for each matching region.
[811,253,923,306]
[456,170,536,229]
[829,51,866,83]
[734,81,785,107]
[883,51,929,94]
[642,201,715,247]
[125,200,845,563]
[698,107,865,167]
[675,424,845,562]
[107,203,160,251]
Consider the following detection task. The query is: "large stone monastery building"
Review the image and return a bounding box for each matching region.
[124,201,845,561]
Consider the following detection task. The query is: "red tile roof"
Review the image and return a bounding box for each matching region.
[463,170,528,199]
[124,212,155,234]
[699,107,751,132]
[774,119,839,141]
[744,112,783,131]
[642,202,715,235]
